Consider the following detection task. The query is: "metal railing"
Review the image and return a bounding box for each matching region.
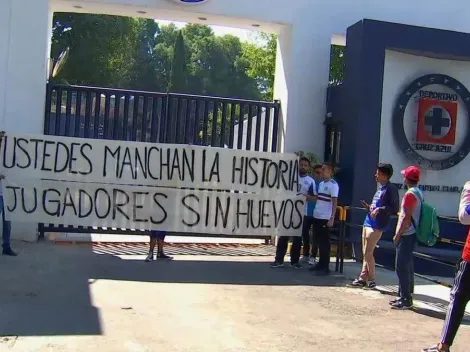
[44,84,281,151]
[297,205,466,277]
[293,206,347,273]
[342,206,466,285]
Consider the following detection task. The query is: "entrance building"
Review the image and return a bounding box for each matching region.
[2,0,470,240]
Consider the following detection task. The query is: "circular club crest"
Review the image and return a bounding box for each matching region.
[393,74,470,170]
[168,0,209,4]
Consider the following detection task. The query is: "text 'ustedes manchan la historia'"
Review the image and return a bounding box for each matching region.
[0,133,303,236]
[0,133,299,194]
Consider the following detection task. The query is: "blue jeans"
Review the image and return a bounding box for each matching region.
[395,233,416,300]
[0,196,12,250]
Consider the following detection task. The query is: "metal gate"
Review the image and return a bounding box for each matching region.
[40,83,281,240]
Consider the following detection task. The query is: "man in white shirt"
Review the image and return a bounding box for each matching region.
[308,162,339,275]
[0,176,16,256]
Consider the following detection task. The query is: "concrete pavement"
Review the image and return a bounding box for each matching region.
[0,240,469,352]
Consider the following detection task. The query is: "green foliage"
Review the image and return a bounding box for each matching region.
[51,15,268,100]
[329,45,345,86]
[51,13,140,87]
[51,14,346,99]
[242,33,277,101]
[128,19,161,90]
[168,31,188,93]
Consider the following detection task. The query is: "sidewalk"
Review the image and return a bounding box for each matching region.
[341,260,470,319]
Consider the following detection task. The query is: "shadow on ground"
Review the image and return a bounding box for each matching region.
[1,241,468,339]
[373,285,470,325]
[0,241,346,337]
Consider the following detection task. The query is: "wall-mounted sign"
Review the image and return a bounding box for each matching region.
[392,183,462,193]
[168,0,209,4]
[392,74,470,170]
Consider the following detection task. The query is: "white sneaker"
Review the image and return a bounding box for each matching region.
[300,256,310,264]
[308,257,317,265]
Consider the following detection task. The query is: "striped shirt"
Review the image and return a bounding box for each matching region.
[313,179,339,220]
[298,175,317,216]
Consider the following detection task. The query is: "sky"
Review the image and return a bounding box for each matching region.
[156,19,258,43]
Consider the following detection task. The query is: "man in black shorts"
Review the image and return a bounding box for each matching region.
[145,230,173,262]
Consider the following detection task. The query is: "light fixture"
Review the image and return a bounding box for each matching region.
[137,10,147,14]
[252,24,260,28]
[198,17,207,21]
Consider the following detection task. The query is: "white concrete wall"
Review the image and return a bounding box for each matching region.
[379,50,470,216]
[0,0,52,242]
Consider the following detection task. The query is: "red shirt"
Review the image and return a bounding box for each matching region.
[396,189,421,236]
[464,231,470,262]
[458,182,470,262]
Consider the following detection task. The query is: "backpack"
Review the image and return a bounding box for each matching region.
[409,188,440,246]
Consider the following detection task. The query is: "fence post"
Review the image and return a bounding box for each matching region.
[335,206,344,272]
[340,206,348,273]
[272,100,281,153]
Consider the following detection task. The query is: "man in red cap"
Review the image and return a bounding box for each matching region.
[422,181,470,352]
[390,165,422,310]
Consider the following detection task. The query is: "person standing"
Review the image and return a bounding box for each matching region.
[390,165,422,310]
[308,162,339,275]
[0,175,16,256]
[145,231,173,262]
[350,163,399,289]
[271,157,317,269]
[422,181,470,352]
[307,164,323,265]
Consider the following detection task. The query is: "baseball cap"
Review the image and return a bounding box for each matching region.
[401,165,420,182]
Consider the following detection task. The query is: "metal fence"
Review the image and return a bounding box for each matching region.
[40,83,282,242]
[44,84,280,151]
[343,206,466,284]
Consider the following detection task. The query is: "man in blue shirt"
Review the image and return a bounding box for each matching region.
[350,163,399,289]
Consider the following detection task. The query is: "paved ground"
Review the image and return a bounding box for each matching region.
[1,241,470,352]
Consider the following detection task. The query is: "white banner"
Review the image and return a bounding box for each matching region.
[2,179,304,237]
[0,133,299,194]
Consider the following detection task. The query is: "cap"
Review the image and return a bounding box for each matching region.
[401,165,420,182]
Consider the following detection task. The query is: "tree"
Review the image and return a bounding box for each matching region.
[329,45,345,86]
[51,13,139,87]
[180,24,260,100]
[51,14,346,97]
[242,33,277,101]
[153,23,179,91]
[128,19,161,91]
[168,31,188,93]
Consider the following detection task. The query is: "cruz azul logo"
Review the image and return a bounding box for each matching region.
[392,74,470,170]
